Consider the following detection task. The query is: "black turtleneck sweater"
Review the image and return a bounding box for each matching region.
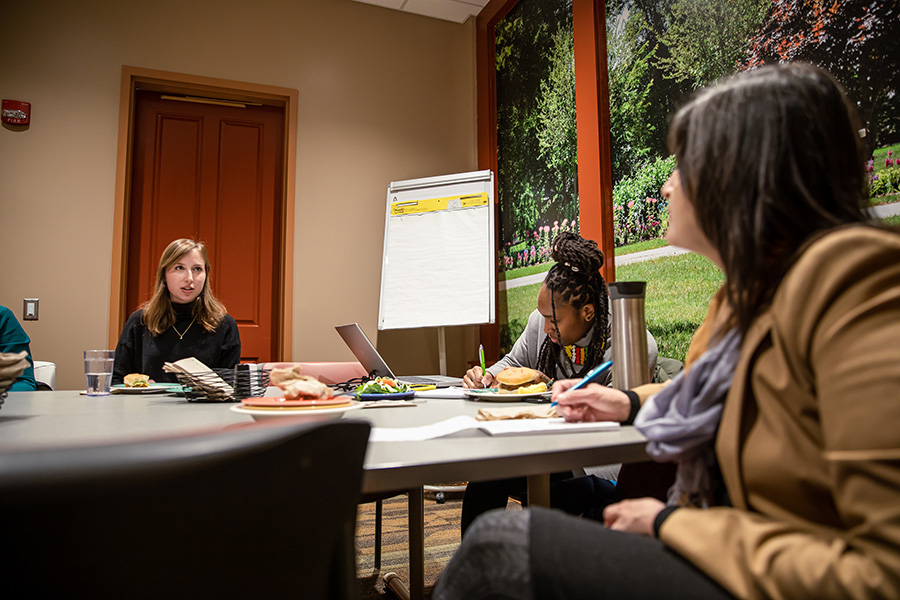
[112,301,241,384]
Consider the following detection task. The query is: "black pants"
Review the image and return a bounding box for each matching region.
[530,507,735,599]
[461,473,619,536]
[434,507,736,600]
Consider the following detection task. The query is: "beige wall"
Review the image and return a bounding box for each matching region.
[0,0,479,389]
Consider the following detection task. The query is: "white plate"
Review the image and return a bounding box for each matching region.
[111,383,182,394]
[229,401,364,422]
[463,389,552,402]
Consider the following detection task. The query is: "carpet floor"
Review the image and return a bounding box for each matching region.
[355,492,522,599]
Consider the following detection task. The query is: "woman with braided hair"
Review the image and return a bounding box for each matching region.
[460,232,658,535]
[463,232,656,389]
[535,232,612,380]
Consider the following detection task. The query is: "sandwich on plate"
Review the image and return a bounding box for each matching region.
[495,367,548,394]
[123,373,150,388]
[269,365,334,400]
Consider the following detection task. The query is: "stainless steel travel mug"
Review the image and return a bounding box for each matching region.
[608,281,650,389]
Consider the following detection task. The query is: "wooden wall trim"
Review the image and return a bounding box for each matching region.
[281,88,298,361]
[108,66,297,360]
[574,0,615,283]
[475,0,515,363]
[108,69,135,350]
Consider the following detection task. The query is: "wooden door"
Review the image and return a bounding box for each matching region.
[126,91,284,363]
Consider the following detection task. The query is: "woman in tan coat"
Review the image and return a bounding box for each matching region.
[433,63,900,599]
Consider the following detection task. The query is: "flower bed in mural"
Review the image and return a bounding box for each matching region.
[870,150,900,200]
[612,155,674,246]
[500,217,579,272]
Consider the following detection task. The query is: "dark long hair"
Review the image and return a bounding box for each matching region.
[668,63,870,335]
[536,232,611,379]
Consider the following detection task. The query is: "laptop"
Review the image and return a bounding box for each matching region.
[336,323,463,388]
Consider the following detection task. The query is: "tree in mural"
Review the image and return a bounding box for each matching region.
[743,0,900,153]
[658,0,769,89]
[605,0,695,177]
[536,27,577,206]
[495,0,577,257]
[607,8,658,182]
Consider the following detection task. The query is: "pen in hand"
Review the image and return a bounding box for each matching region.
[550,360,613,407]
[478,344,487,387]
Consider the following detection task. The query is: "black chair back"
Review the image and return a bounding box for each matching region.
[0,420,370,600]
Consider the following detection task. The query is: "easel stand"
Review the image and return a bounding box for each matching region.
[438,326,447,376]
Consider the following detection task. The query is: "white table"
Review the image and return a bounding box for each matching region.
[0,391,649,599]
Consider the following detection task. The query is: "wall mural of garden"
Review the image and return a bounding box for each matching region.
[496,0,899,354]
[495,0,578,351]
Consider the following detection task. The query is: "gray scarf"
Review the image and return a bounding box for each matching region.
[634,328,742,507]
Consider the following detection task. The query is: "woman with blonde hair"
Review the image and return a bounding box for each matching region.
[113,239,240,384]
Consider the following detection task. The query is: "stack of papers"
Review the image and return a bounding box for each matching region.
[368,415,619,442]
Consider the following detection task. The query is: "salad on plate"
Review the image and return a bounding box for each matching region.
[354,377,410,396]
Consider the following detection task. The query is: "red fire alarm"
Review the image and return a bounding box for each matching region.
[2,99,31,125]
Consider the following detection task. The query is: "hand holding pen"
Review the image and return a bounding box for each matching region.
[550,360,612,406]
[551,361,632,422]
[463,344,494,389]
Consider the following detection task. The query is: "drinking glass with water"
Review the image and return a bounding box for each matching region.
[84,350,115,396]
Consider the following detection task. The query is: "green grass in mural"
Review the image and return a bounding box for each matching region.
[502,239,669,285]
[618,253,723,363]
[615,238,668,255]
[498,282,542,352]
[499,262,554,282]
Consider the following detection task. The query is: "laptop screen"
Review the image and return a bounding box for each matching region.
[335,323,464,387]
[335,323,395,379]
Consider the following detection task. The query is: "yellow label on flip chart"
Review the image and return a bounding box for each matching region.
[390,192,489,216]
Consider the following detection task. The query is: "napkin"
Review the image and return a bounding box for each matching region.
[476,404,558,421]
[163,357,234,399]
[0,351,29,390]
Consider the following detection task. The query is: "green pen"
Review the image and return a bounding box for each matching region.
[479,343,486,373]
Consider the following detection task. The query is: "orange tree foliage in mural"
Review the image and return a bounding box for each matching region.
[742,0,899,152]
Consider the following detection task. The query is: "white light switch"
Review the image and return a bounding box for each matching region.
[23,298,38,321]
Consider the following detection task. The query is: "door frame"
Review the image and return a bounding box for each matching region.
[108,65,297,361]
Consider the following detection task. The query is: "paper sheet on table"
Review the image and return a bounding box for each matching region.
[368,415,619,442]
[413,386,468,399]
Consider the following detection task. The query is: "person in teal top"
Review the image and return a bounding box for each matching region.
[0,305,37,391]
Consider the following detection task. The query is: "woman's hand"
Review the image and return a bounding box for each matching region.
[603,498,666,536]
[463,366,494,389]
[552,380,631,423]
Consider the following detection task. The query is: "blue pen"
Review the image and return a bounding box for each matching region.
[550,360,613,406]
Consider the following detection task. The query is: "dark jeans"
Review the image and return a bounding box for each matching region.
[461,473,618,536]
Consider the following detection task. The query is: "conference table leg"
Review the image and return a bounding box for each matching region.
[385,487,425,600]
[527,473,551,507]
[409,486,425,600]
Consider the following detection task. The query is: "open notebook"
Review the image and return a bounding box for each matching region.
[368,415,620,442]
[335,323,463,388]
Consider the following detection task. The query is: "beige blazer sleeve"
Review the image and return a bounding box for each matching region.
[658,228,900,600]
